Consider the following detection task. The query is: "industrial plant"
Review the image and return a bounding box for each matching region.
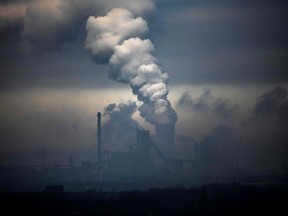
[0,111,240,192]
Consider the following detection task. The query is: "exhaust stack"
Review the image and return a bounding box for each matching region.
[97,112,102,181]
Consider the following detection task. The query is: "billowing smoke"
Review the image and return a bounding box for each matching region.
[1,0,177,124]
[253,86,288,125]
[104,101,141,129]
[177,89,237,120]
[85,8,177,125]
[85,8,148,63]
[0,0,155,51]
[102,101,141,151]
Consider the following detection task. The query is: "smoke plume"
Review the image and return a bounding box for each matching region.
[1,0,155,52]
[85,7,177,125]
[177,89,237,120]
[102,101,141,151]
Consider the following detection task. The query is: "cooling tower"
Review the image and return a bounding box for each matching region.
[155,124,175,154]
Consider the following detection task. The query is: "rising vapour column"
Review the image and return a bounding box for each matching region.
[97,112,102,181]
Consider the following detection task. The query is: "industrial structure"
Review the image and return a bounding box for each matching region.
[0,113,241,192]
[97,112,102,181]
[155,124,175,154]
[93,112,240,187]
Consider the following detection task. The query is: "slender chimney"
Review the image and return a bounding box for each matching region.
[97,112,102,181]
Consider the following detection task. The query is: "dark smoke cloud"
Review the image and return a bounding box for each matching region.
[239,86,288,172]
[102,101,141,151]
[213,98,238,120]
[252,87,288,145]
[177,89,237,120]
[253,86,288,125]
[177,89,210,112]
[177,87,288,173]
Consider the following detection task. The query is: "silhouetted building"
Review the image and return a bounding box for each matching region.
[155,124,175,155]
[104,129,153,181]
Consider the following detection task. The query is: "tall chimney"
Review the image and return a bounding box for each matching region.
[97,112,102,181]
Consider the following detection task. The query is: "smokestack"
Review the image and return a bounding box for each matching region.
[97,112,102,181]
[155,124,175,155]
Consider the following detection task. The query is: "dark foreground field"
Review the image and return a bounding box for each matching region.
[1,184,287,216]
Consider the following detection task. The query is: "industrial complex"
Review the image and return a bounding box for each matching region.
[0,112,240,192]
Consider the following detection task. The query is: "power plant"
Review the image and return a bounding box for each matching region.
[94,112,239,188]
[96,112,175,183]
[0,112,240,192]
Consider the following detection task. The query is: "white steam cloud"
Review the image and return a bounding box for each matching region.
[0,0,155,51]
[86,8,148,63]
[85,8,177,125]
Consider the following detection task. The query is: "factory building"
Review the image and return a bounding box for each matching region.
[154,124,175,157]
[0,113,241,192]
[103,129,153,181]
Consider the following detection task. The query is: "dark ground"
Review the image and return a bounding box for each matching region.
[1,183,287,216]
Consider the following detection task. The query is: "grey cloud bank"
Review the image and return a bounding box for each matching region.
[0,0,287,88]
[177,89,237,120]
[0,0,155,52]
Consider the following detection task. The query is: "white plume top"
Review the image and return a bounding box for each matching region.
[85,7,177,125]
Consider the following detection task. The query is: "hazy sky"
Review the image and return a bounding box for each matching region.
[0,0,288,172]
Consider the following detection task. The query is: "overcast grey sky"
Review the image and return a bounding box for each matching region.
[0,0,288,172]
